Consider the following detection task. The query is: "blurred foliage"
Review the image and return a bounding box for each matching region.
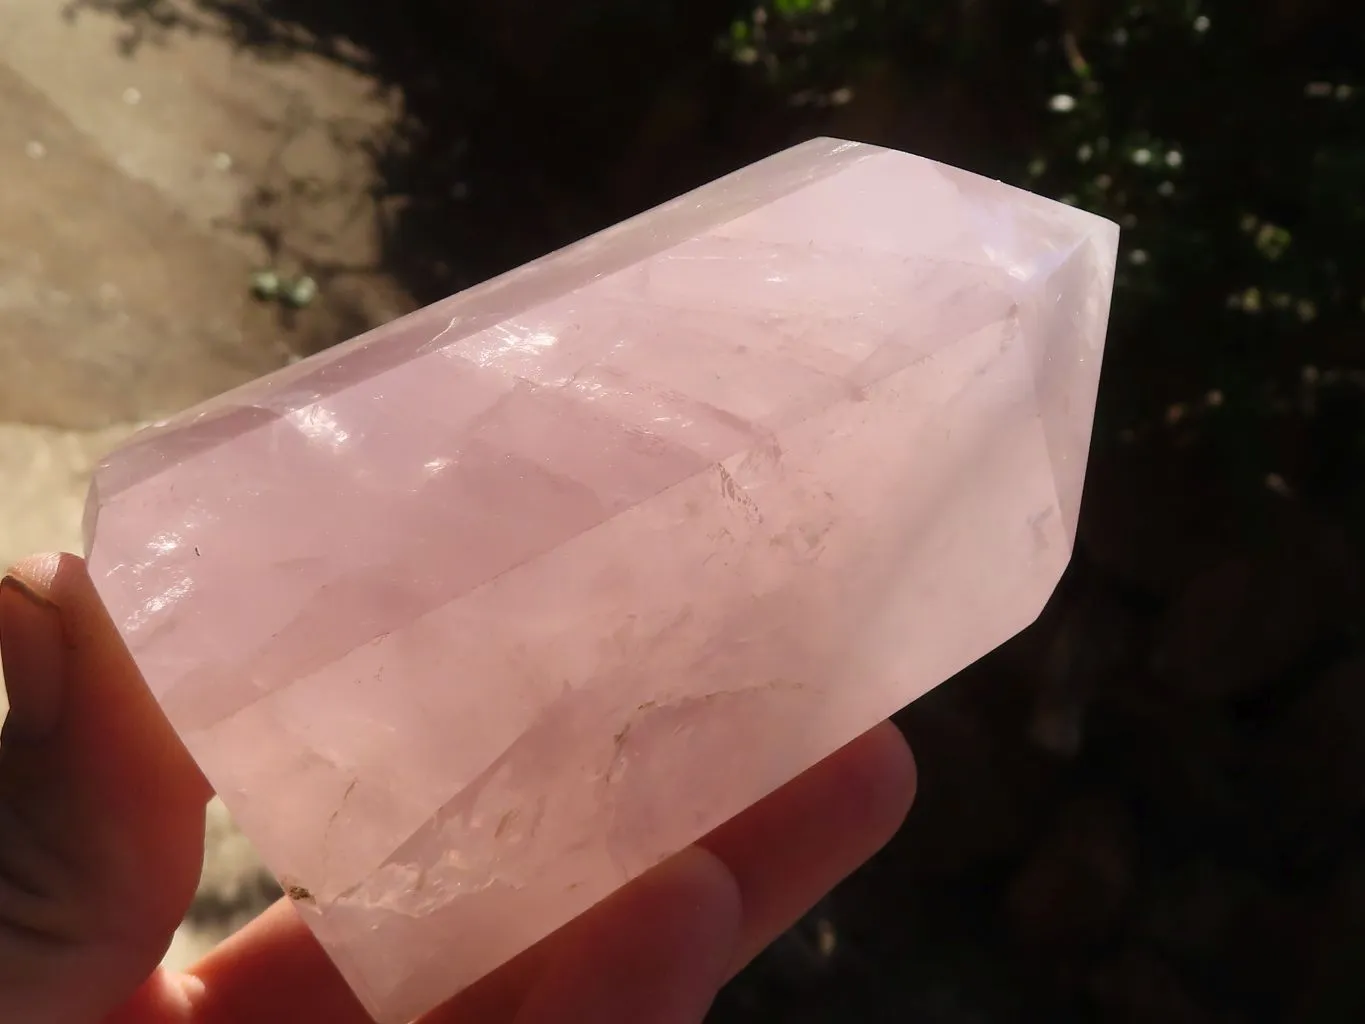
[719,0,1364,318]
[709,0,1365,512]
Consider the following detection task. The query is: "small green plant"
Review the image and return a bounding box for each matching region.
[249,269,318,310]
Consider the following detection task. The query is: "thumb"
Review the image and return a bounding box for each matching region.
[0,553,209,1024]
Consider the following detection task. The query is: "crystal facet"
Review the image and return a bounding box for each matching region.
[84,138,1118,1023]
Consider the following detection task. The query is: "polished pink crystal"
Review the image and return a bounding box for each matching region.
[84,138,1118,1022]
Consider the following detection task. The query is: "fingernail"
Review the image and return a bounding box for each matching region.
[0,575,67,740]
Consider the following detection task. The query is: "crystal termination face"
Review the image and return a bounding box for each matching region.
[84,138,1119,1023]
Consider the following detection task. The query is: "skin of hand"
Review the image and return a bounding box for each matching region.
[0,553,916,1024]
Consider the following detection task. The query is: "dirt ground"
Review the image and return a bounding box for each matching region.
[0,1,412,968]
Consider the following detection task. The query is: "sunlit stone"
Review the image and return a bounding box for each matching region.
[84,138,1118,1023]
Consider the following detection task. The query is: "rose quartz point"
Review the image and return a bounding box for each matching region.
[84,138,1118,1023]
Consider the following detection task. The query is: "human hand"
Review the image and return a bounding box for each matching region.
[0,553,916,1024]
